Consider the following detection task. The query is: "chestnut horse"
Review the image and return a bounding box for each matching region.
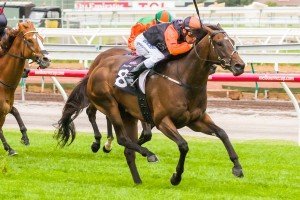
[0,21,50,155]
[56,24,245,185]
[1,27,30,146]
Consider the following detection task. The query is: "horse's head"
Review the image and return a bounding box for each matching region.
[203,24,245,76]
[15,20,50,68]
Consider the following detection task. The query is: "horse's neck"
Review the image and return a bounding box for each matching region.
[0,37,25,87]
[177,36,211,87]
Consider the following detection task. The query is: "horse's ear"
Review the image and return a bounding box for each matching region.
[10,28,19,37]
[203,25,213,35]
[217,23,223,30]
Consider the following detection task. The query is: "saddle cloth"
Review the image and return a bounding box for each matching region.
[114,56,149,94]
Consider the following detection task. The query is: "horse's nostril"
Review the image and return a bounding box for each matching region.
[234,63,245,71]
[43,57,50,62]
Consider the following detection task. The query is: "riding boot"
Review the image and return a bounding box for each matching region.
[125,62,148,84]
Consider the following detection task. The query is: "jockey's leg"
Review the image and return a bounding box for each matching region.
[125,34,164,84]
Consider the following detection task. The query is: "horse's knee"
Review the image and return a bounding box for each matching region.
[116,136,127,146]
[178,141,189,154]
[215,129,229,140]
[124,148,135,159]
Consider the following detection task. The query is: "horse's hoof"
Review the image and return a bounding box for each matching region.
[232,167,244,178]
[8,149,18,156]
[21,139,30,146]
[102,146,112,153]
[134,180,142,185]
[170,173,181,186]
[147,154,159,163]
[91,142,100,153]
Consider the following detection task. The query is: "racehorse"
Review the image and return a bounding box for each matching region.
[0,21,50,155]
[56,24,245,185]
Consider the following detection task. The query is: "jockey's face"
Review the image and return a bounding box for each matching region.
[183,29,196,44]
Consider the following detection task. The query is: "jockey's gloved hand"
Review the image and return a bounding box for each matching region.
[22,68,30,78]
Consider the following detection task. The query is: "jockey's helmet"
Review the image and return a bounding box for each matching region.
[183,16,201,30]
[155,10,173,23]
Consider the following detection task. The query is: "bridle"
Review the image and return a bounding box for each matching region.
[205,30,237,69]
[7,30,45,61]
[154,29,237,89]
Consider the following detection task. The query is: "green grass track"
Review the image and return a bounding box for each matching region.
[0,130,299,200]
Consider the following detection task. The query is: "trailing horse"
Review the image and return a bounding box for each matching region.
[56,24,245,185]
[0,21,50,155]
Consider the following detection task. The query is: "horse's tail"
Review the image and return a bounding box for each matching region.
[54,76,89,147]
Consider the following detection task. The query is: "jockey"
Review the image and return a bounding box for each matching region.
[127,10,173,52]
[125,15,202,84]
[0,6,7,37]
[0,5,8,56]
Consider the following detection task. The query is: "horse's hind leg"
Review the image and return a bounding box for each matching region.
[0,117,17,156]
[92,100,158,162]
[103,116,114,153]
[137,122,152,145]
[122,111,142,184]
[86,104,102,153]
[188,113,243,178]
[10,106,29,146]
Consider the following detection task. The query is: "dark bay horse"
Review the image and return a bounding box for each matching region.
[0,21,50,155]
[56,24,245,185]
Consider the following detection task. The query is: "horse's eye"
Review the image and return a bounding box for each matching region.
[216,41,222,46]
[27,39,34,44]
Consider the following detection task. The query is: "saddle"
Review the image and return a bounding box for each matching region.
[114,56,146,94]
[114,56,154,126]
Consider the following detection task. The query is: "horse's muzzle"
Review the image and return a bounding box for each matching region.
[232,63,245,76]
[36,56,51,69]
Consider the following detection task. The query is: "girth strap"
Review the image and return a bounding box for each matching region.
[136,89,155,127]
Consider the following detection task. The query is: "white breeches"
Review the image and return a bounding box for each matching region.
[134,34,165,68]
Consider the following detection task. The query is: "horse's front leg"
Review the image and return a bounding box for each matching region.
[158,117,189,186]
[188,112,244,178]
[122,111,142,184]
[86,104,102,153]
[10,106,29,146]
[0,116,17,156]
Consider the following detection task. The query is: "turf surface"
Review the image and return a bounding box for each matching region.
[0,130,299,199]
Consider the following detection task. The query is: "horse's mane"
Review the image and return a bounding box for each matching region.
[0,26,18,56]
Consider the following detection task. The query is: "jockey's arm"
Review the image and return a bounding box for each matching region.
[164,25,193,56]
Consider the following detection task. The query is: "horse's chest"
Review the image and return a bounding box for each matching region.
[0,89,13,115]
